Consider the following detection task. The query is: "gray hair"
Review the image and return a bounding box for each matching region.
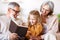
[8,2,20,9]
[40,1,54,15]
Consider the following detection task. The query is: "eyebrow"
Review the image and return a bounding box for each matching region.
[43,8,50,11]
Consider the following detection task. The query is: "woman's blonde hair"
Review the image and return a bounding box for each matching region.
[28,10,41,27]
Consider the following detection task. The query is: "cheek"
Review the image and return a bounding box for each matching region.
[10,12,17,18]
[33,20,36,23]
[10,11,15,15]
[29,20,32,23]
[46,11,50,14]
[41,9,45,14]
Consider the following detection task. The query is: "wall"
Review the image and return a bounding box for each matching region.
[0,0,60,22]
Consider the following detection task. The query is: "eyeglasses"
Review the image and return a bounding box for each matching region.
[11,8,20,13]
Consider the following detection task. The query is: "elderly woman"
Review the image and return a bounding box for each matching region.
[40,1,58,40]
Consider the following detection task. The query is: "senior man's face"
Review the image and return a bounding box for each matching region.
[9,6,20,18]
[41,4,50,16]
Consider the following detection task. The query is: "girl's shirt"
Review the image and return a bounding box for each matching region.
[26,23,43,38]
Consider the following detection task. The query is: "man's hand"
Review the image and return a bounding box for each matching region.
[9,33,19,40]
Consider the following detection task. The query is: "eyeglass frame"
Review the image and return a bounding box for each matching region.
[10,8,20,13]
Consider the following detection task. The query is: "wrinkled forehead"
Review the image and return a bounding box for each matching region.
[29,15,37,19]
[13,6,20,11]
[8,5,20,11]
[42,4,50,10]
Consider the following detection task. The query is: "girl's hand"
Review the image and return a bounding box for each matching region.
[41,35,45,39]
[30,36,41,40]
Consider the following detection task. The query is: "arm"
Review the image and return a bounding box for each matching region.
[41,16,58,39]
[48,18,58,33]
[47,16,58,33]
[0,20,10,40]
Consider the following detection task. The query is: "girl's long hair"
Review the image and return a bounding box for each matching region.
[28,10,42,27]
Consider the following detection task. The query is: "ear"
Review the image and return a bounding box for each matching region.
[40,5,42,12]
[8,8,11,12]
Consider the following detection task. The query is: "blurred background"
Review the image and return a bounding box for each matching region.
[0,0,60,22]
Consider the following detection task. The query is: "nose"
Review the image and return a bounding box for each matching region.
[15,13,19,16]
[17,13,19,16]
[30,20,33,23]
[43,9,46,13]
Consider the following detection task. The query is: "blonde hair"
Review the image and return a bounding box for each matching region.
[28,10,41,27]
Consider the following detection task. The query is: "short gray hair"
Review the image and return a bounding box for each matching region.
[8,2,20,9]
[40,1,54,15]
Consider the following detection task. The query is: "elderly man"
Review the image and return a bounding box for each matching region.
[0,2,20,40]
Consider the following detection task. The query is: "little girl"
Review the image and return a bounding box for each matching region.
[26,10,43,40]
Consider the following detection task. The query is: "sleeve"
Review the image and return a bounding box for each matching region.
[0,20,11,40]
[0,31,10,40]
[35,24,43,36]
[48,16,58,34]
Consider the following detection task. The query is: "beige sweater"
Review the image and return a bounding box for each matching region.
[0,15,11,40]
[43,15,58,34]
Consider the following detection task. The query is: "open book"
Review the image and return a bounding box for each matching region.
[9,20,28,37]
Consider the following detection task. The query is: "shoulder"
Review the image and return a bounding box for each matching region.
[0,15,6,21]
[52,14,58,20]
[53,14,57,18]
[48,14,58,19]
[48,14,58,22]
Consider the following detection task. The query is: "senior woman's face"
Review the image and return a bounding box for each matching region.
[41,4,50,16]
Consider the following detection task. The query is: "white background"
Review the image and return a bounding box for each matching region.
[0,0,60,22]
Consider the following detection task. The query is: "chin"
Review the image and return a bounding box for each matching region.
[31,24,34,25]
[14,16,17,18]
